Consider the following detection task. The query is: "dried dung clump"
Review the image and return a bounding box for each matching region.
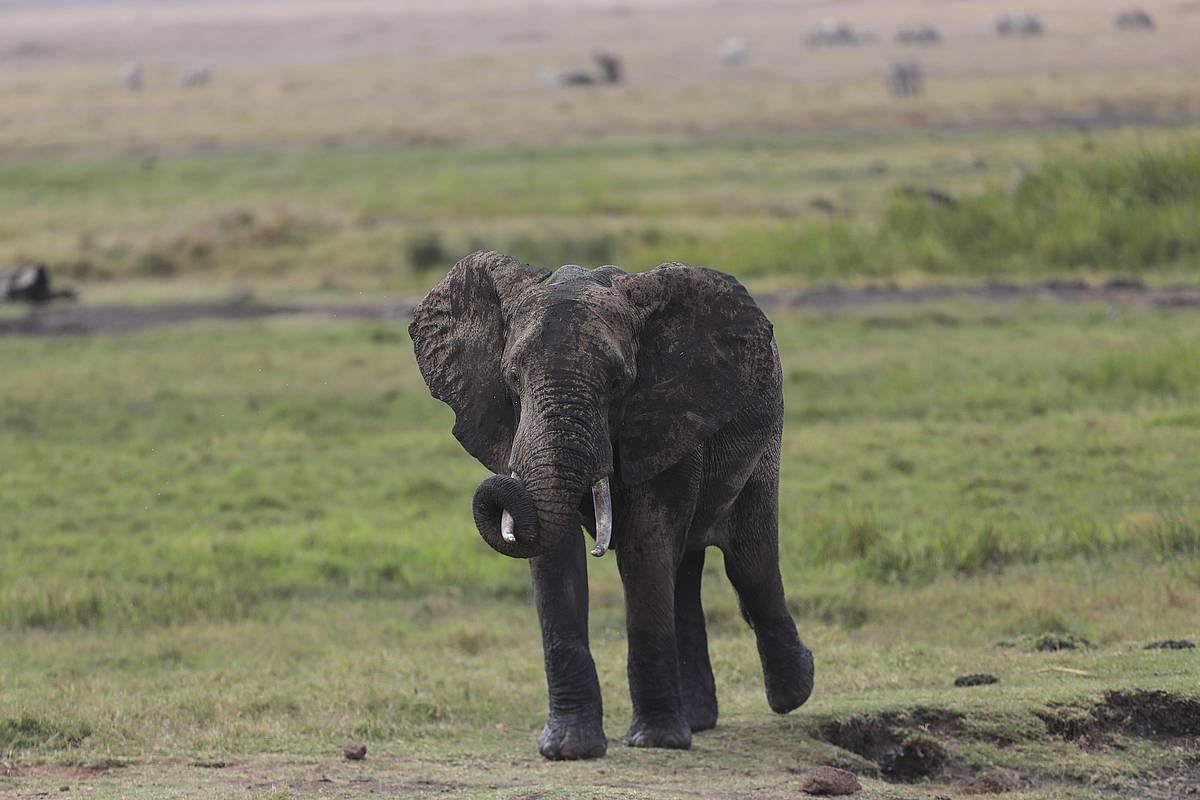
[1144,639,1195,650]
[1031,633,1093,651]
[955,674,999,687]
[963,768,1021,794]
[800,765,862,795]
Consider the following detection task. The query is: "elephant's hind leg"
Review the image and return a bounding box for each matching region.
[675,549,718,732]
[721,466,814,714]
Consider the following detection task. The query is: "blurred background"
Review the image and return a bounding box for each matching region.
[2,0,1200,302]
[1,2,1199,797]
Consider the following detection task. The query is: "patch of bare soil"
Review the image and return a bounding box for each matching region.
[2,280,1198,339]
[0,298,416,338]
[758,279,1200,313]
[814,693,1200,791]
[1038,690,1200,745]
[1132,762,1200,800]
[813,707,963,782]
[0,759,127,779]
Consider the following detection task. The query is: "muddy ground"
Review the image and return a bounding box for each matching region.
[2,691,1198,798]
[3,279,1199,339]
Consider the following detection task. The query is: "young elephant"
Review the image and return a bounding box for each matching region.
[409,251,814,759]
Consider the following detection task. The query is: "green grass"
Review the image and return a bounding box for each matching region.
[4,11,1200,793]
[2,304,1198,630]
[878,144,1200,275]
[1,303,1198,798]
[4,126,1200,300]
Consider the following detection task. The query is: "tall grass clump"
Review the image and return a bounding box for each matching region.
[1070,339,1200,398]
[0,713,92,751]
[880,144,1200,275]
[486,144,1200,280]
[794,511,1198,585]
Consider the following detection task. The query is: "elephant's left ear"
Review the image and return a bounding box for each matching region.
[614,264,778,485]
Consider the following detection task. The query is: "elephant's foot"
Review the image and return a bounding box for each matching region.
[762,637,815,714]
[538,714,607,760]
[623,714,693,750]
[682,696,718,733]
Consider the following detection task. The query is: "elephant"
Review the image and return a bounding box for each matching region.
[408,250,814,759]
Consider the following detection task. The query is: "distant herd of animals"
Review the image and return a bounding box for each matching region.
[114,8,1158,94]
[119,62,212,92]
[802,8,1154,48]
[540,8,1157,98]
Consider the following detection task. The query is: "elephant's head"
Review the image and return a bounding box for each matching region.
[409,250,774,559]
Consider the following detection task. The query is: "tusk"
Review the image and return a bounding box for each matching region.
[501,472,518,543]
[591,477,612,557]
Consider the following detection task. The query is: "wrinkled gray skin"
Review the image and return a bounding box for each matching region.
[409,251,814,759]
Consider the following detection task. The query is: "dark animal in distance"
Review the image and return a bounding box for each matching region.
[807,18,873,46]
[995,14,1044,37]
[182,67,213,88]
[121,61,143,91]
[593,52,621,84]
[888,60,924,99]
[2,264,76,304]
[410,252,814,759]
[539,53,623,88]
[895,24,942,45]
[1114,9,1155,30]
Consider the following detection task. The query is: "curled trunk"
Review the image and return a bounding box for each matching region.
[473,468,595,559]
[473,416,610,559]
[473,475,544,558]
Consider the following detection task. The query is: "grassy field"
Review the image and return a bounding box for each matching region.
[2,302,1198,798]
[5,126,1200,303]
[5,0,1200,302]
[4,1,1200,797]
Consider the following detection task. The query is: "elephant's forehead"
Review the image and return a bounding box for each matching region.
[508,285,634,358]
[519,282,630,325]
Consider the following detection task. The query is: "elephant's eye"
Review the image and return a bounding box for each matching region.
[507,370,521,390]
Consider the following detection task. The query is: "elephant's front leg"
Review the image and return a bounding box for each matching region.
[617,528,692,750]
[530,527,607,760]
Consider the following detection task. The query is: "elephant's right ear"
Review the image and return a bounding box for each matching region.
[408,250,549,473]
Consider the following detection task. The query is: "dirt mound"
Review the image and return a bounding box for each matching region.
[1144,639,1196,650]
[799,765,862,795]
[1030,632,1093,651]
[813,708,962,782]
[954,674,999,687]
[963,768,1021,795]
[1039,690,1200,743]
[814,693,1200,789]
